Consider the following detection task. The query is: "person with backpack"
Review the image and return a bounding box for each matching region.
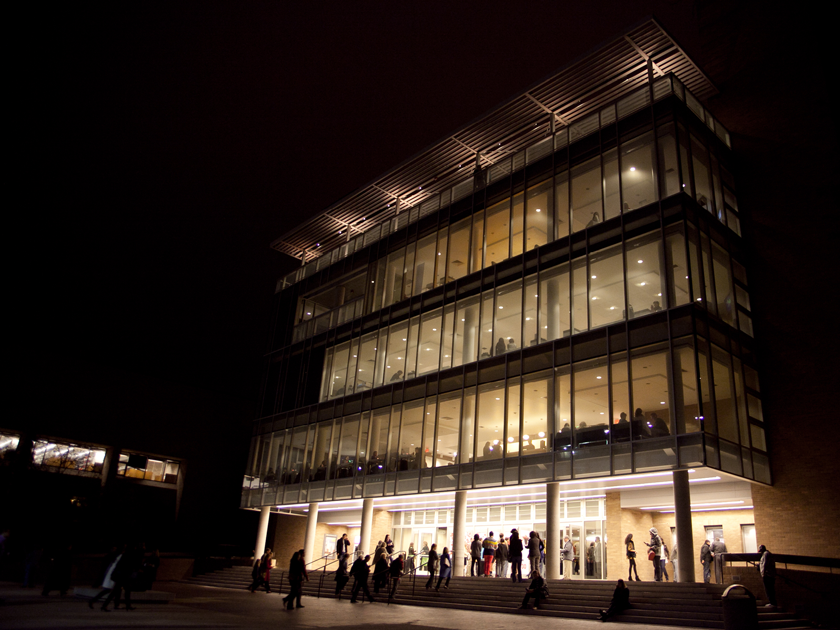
[518,569,548,610]
[509,529,524,583]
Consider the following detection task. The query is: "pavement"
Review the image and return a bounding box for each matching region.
[0,580,690,630]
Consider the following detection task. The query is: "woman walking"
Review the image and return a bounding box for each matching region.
[435,547,451,590]
[425,543,439,589]
[625,534,640,581]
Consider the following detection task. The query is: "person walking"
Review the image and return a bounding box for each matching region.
[644,527,663,581]
[101,542,144,611]
[518,569,547,610]
[349,554,374,603]
[482,531,497,576]
[660,542,670,582]
[88,546,122,609]
[435,547,451,590]
[283,549,308,610]
[495,535,509,578]
[407,543,416,574]
[384,534,395,556]
[425,543,439,589]
[470,534,482,577]
[373,542,389,593]
[248,555,264,593]
[599,579,630,621]
[509,529,523,583]
[389,553,404,599]
[335,555,350,598]
[758,544,777,607]
[711,537,727,584]
[561,536,574,580]
[700,539,713,583]
[625,534,640,581]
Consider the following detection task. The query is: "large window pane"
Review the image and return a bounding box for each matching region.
[555,172,570,239]
[435,227,449,287]
[506,378,521,456]
[691,135,712,211]
[572,157,602,232]
[678,124,693,197]
[320,347,334,401]
[387,407,401,472]
[611,353,630,442]
[414,233,437,294]
[665,224,691,307]
[310,421,333,480]
[367,409,390,473]
[373,328,389,387]
[621,131,657,211]
[590,243,625,328]
[657,124,680,198]
[479,291,495,358]
[461,387,477,464]
[526,180,552,250]
[712,243,736,327]
[711,155,725,223]
[384,321,408,383]
[571,257,589,334]
[437,392,461,465]
[603,148,620,220]
[712,345,739,443]
[673,342,701,434]
[405,315,420,379]
[631,345,672,438]
[417,308,443,376]
[686,222,704,306]
[337,416,360,478]
[539,263,570,341]
[440,303,455,371]
[383,249,405,308]
[329,341,351,398]
[470,210,485,272]
[700,232,717,316]
[523,275,538,350]
[447,217,471,281]
[485,199,510,266]
[476,382,505,461]
[453,295,480,367]
[356,332,378,392]
[523,371,551,453]
[697,340,716,435]
[345,337,360,394]
[574,360,610,447]
[511,193,524,257]
[402,241,416,299]
[494,279,522,353]
[555,366,572,451]
[625,231,666,319]
[399,401,424,470]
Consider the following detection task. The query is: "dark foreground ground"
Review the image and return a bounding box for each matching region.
[0,580,688,630]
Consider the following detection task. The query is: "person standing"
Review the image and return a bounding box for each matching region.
[562,536,574,580]
[527,531,540,577]
[336,534,351,564]
[435,547,451,590]
[644,527,663,581]
[711,537,727,584]
[349,554,373,604]
[384,534,395,556]
[624,534,640,581]
[509,529,523,583]
[424,543,438,589]
[482,531,497,576]
[88,546,122,609]
[660,542,670,582]
[470,534,482,577]
[407,542,416,574]
[495,535,509,578]
[593,536,602,579]
[758,544,777,607]
[700,540,713,583]
[671,543,679,583]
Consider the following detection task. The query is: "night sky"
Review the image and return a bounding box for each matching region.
[11,0,835,546]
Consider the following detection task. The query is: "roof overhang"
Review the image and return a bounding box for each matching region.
[272,18,716,263]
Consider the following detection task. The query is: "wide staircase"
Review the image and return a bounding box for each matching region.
[187,567,810,628]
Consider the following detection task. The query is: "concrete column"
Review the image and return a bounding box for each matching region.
[254,506,271,560]
[359,498,375,557]
[546,482,561,579]
[453,490,468,576]
[673,470,695,582]
[304,503,319,566]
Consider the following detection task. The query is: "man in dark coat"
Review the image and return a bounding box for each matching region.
[700,540,713,583]
[509,529,524,583]
[349,554,373,603]
[283,549,308,609]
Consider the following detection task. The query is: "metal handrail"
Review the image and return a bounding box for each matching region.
[722,553,836,598]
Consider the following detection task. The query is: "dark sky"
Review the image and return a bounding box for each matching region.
[17,0,830,414]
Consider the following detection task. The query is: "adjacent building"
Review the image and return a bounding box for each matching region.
[243,20,771,582]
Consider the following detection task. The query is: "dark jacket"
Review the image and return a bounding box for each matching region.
[509,532,523,556]
[389,557,404,577]
[496,542,509,562]
[527,574,546,596]
[470,540,482,559]
[427,549,439,572]
[350,557,370,580]
[611,584,630,607]
[439,551,452,578]
[700,543,713,564]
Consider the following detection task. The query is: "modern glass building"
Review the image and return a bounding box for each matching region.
[243,20,767,582]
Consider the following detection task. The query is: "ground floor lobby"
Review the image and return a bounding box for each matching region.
[250,467,759,584]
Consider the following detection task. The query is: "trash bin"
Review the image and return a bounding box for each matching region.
[722,584,758,630]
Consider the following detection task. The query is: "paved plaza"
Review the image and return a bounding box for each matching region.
[0,580,690,630]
